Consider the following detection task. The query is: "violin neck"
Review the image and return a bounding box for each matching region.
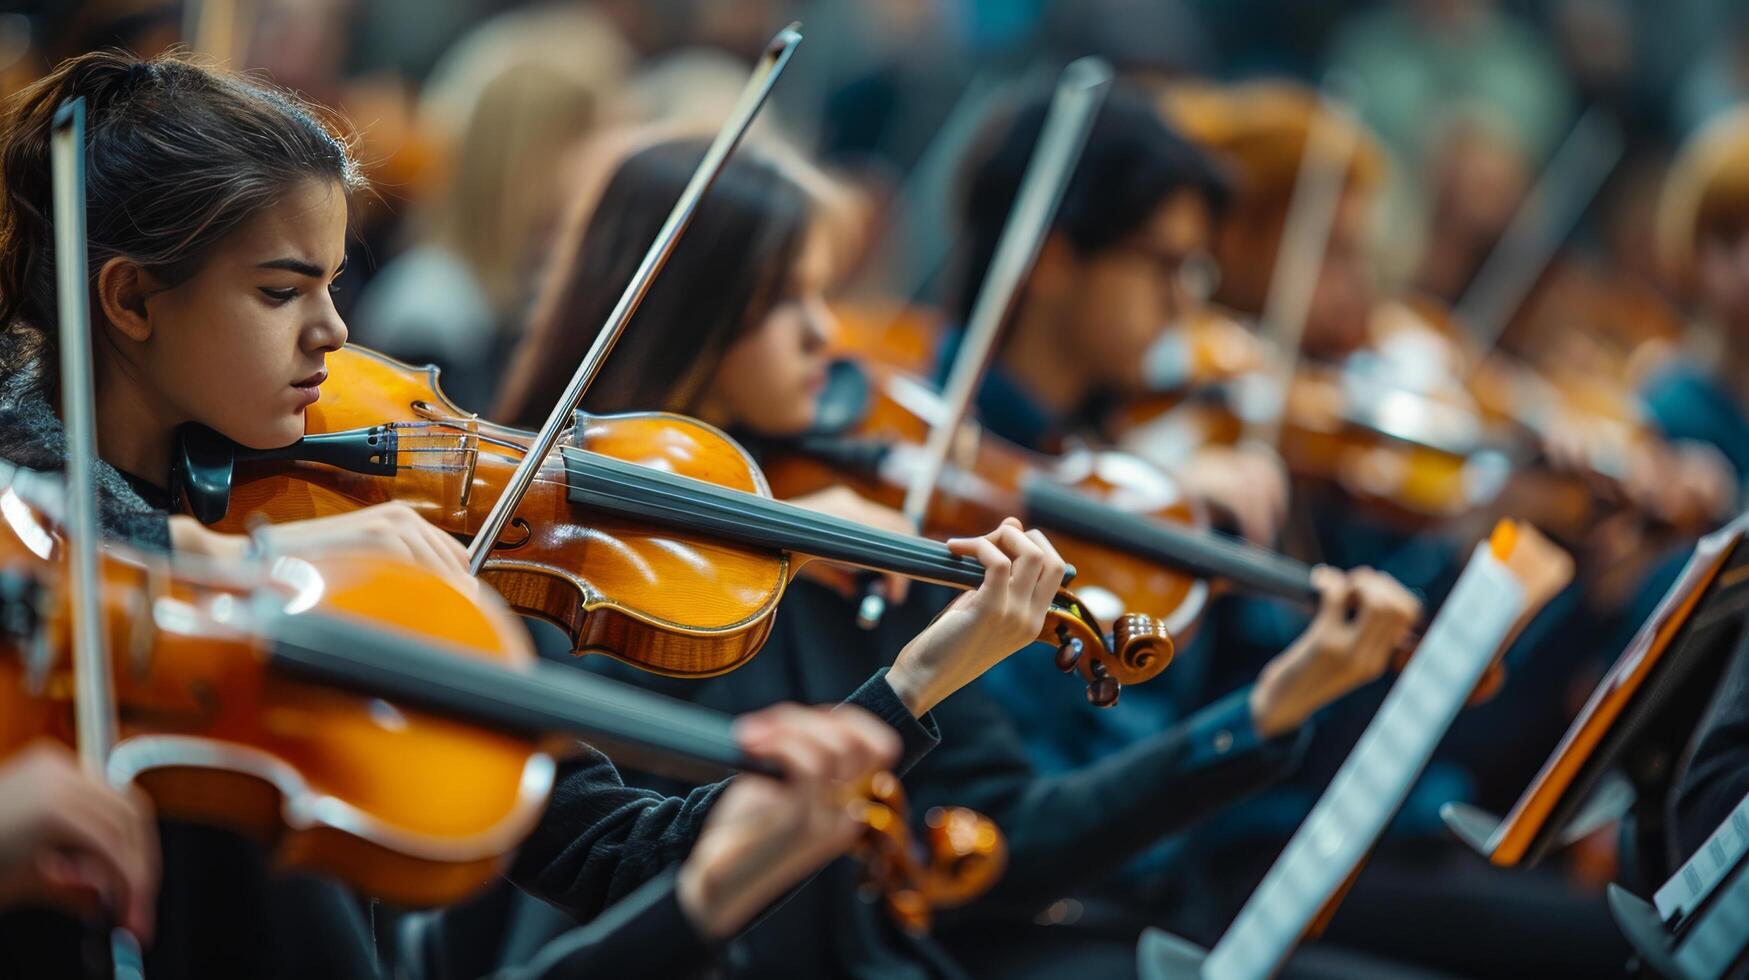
[264,609,775,782]
[560,446,1008,593]
[1019,477,1317,605]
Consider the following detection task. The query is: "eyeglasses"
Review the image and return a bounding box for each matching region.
[1119,242,1223,305]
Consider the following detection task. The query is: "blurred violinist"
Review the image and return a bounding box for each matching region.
[1161,79,1387,364]
[949,85,1291,546]
[491,131,1425,978]
[1649,103,1749,492]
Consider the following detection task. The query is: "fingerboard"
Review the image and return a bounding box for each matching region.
[1657,789,1749,926]
[1202,541,1528,980]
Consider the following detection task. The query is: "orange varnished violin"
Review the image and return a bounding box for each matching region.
[764,356,1509,698]
[171,345,1172,703]
[0,462,1005,929]
[765,357,1220,642]
[1107,353,1507,528]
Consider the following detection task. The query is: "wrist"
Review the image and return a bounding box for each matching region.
[676,853,731,941]
[885,651,943,718]
[1249,657,1305,739]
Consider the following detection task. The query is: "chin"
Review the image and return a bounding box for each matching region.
[227,417,307,452]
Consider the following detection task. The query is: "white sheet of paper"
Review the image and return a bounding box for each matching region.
[1203,542,1527,980]
[1656,789,1749,924]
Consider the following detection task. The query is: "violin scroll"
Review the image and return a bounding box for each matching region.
[1046,592,1175,707]
[853,771,1007,934]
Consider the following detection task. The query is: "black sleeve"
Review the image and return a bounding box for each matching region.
[911,680,1306,912]
[490,870,718,980]
[844,667,941,775]
[1671,628,1749,860]
[507,747,724,922]
[507,668,938,922]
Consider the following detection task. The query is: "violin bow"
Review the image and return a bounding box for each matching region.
[1243,73,1364,451]
[854,57,1111,627]
[51,98,145,980]
[1452,105,1624,371]
[466,24,804,574]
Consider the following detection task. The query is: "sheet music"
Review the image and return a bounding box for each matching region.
[1656,789,1749,924]
[1613,519,1744,682]
[1487,516,1748,858]
[1203,542,1526,980]
[1675,857,1749,980]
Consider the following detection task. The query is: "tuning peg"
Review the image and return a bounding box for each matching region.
[1086,676,1120,707]
[1054,637,1084,673]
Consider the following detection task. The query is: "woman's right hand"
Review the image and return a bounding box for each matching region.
[885,517,1066,717]
[676,703,899,941]
[172,502,472,588]
[0,742,158,941]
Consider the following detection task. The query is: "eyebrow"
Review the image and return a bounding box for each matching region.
[256,256,347,278]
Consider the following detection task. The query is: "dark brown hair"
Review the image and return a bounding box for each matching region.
[0,49,363,358]
[496,137,812,427]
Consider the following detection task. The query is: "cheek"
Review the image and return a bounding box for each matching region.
[152,292,305,446]
[719,323,816,433]
[1087,271,1163,353]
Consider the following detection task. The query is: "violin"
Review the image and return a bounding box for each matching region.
[764,357,1508,699]
[1107,314,1509,528]
[825,299,946,381]
[767,357,1215,640]
[170,345,1172,704]
[1381,293,1725,537]
[0,461,1004,929]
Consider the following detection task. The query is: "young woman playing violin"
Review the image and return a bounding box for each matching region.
[493,132,1422,978]
[0,51,1062,980]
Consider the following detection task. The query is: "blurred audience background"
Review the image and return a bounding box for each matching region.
[2,0,1745,415]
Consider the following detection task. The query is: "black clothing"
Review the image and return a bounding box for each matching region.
[1672,626,1749,860]
[0,328,171,549]
[490,871,714,980]
[555,579,1305,978]
[507,668,939,921]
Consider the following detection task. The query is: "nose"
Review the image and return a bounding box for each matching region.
[306,305,348,354]
[800,297,832,353]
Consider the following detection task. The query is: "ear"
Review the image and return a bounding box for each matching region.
[1030,233,1080,303]
[94,257,158,343]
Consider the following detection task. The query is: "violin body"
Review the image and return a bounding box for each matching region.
[826,300,945,380]
[0,475,554,907]
[1112,366,1498,528]
[4,463,1013,923]
[183,346,1165,694]
[765,359,1211,639]
[201,345,788,678]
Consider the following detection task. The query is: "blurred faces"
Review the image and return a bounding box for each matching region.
[1700,230,1749,341]
[1051,189,1215,393]
[697,221,835,437]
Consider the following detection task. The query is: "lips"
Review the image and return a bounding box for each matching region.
[291,369,327,407]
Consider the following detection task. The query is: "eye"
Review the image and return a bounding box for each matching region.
[259,286,299,304]
[327,281,342,296]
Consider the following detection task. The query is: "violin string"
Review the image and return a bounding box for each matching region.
[377,442,975,575]
[322,423,1083,616]
[567,455,982,582]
